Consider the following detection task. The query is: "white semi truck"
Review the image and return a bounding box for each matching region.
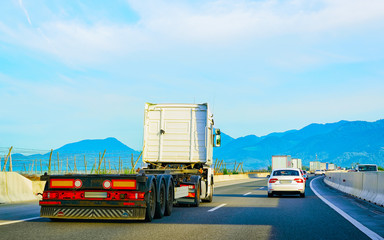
[271,155,292,170]
[40,103,221,222]
[291,158,302,170]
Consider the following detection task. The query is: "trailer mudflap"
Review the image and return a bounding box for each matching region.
[41,206,146,220]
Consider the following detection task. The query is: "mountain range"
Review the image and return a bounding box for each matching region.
[214,119,384,169]
[9,119,384,170]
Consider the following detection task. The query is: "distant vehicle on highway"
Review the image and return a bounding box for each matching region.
[355,164,378,172]
[302,170,309,180]
[314,170,325,175]
[267,168,306,198]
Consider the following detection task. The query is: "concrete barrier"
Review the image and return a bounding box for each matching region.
[361,173,378,203]
[351,172,363,197]
[0,172,38,204]
[214,174,250,182]
[324,171,384,207]
[373,173,384,206]
[214,173,269,183]
[249,172,270,178]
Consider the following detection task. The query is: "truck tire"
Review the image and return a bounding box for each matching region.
[155,181,166,219]
[164,181,174,216]
[145,183,156,222]
[193,182,201,207]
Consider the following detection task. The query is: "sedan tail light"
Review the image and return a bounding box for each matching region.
[269,178,278,183]
[294,178,304,183]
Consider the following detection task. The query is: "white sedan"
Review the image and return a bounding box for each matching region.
[267,168,306,198]
[314,170,326,175]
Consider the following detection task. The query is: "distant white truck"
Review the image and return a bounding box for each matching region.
[328,164,336,171]
[355,164,378,172]
[272,155,292,170]
[320,162,329,170]
[310,161,321,173]
[291,158,302,170]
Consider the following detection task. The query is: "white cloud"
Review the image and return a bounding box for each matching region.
[18,0,32,25]
[1,0,383,68]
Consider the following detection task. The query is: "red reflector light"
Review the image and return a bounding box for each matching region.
[294,178,304,183]
[269,178,278,183]
[112,180,136,190]
[74,179,83,188]
[123,202,135,206]
[103,180,112,189]
[50,179,74,188]
[39,201,61,205]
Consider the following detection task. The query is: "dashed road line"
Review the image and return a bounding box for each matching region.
[243,192,252,196]
[310,177,383,240]
[208,204,227,212]
[0,216,41,226]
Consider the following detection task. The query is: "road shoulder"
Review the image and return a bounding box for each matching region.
[311,176,384,239]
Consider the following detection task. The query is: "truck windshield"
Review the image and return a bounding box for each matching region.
[273,170,299,176]
[357,165,377,171]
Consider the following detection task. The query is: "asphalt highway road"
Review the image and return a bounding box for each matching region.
[0,176,380,240]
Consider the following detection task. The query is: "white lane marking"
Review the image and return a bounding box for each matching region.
[0,216,42,226]
[208,204,227,212]
[243,192,252,196]
[258,187,265,190]
[310,178,384,240]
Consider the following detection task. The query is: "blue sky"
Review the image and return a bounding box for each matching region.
[1,0,384,153]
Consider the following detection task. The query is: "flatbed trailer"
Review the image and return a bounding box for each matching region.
[39,103,221,221]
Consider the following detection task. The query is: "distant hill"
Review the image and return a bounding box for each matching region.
[213,120,384,169]
[54,137,136,154]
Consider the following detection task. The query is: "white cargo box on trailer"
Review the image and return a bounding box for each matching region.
[272,155,292,170]
[143,103,214,165]
[292,158,302,170]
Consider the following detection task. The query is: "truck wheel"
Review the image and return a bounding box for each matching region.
[193,183,201,207]
[155,181,166,219]
[164,182,174,216]
[145,183,156,222]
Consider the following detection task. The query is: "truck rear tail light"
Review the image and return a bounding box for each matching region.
[188,192,196,198]
[269,178,278,183]
[294,178,304,183]
[74,179,83,188]
[180,184,196,198]
[112,180,136,190]
[43,192,59,199]
[103,180,112,189]
[50,179,74,188]
[126,192,145,200]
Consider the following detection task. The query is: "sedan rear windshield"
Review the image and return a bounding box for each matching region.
[273,170,300,176]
